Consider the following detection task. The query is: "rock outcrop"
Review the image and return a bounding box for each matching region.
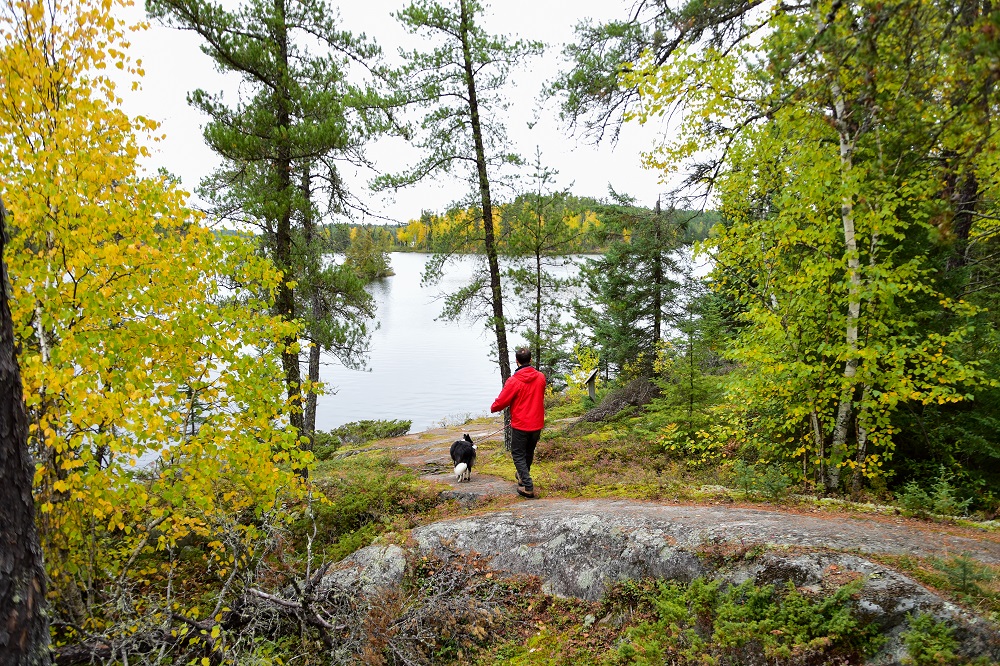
[324,500,1000,665]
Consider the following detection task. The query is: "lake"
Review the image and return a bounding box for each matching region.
[315,253,528,433]
[314,250,708,433]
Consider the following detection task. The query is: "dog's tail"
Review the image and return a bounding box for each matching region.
[454,462,468,479]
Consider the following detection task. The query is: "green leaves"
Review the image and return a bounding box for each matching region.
[377,0,543,192]
[609,0,999,492]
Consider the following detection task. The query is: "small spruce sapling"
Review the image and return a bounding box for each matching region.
[931,554,996,596]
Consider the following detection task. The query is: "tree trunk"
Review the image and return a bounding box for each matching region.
[0,197,52,666]
[301,170,320,446]
[459,0,511,448]
[305,343,320,441]
[272,0,304,447]
[944,0,989,272]
[851,384,872,495]
[652,197,663,345]
[535,251,542,365]
[828,86,861,493]
[810,408,825,491]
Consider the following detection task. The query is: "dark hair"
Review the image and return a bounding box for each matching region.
[515,347,531,365]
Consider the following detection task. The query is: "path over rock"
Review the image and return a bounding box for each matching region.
[480,499,1000,564]
[330,498,1000,664]
[407,500,1000,599]
[362,421,999,559]
[332,423,1000,662]
[352,419,516,502]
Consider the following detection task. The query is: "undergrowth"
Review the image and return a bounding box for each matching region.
[292,451,440,562]
[480,577,882,666]
[900,613,998,665]
[313,418,412,460]
[870,553,1000,623]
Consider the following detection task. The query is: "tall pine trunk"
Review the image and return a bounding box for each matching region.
[459,0,512,445]
[272,0,304,446]
[652,198,663,346]
[0,197,52,666]
[535,251,542,366]
[302,170,320,445]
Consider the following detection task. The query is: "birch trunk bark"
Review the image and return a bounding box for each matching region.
[827,83,862,493]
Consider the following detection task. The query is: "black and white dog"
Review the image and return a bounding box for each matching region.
[450,433,477,482]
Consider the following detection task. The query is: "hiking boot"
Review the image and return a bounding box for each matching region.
[516,486,535,499]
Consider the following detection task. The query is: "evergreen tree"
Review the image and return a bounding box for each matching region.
[345,226,394,280]
[504,149,578,379]
[575,193,684,376]
[297,175,375,440]
[379,0,541,446]
[147,0,389,447]
[652,265,729,448]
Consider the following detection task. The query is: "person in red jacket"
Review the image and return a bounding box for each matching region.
[491,347,546,498]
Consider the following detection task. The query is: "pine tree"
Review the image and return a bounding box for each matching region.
[0,196,50,666]
[148,0,389,447]
[575,194,683,375]
[504,149,579,379]
[379,0,542,387]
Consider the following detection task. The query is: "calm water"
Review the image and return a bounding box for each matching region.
[315,253,516,433]
[314,251,707,433]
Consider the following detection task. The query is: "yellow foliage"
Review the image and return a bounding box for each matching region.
[0,0,307,621]
[564,345,600,400]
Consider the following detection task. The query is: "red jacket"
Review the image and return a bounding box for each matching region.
[491,365,546,431]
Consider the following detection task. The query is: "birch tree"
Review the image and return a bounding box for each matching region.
[1,0,308,653]
[610,0,997,491]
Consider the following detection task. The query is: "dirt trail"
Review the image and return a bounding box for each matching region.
[356,418,1000,564]
[350,417,514,501]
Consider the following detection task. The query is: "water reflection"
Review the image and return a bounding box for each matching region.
[315,251,706,433]
[316,253,506,433]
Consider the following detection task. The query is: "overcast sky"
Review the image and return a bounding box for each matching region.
[117,0,674,224]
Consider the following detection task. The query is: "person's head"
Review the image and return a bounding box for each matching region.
[515,347,532,366]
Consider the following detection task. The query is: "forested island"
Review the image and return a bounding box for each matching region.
[1,0,998,664]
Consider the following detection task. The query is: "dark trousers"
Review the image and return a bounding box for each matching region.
[510,428,541,491]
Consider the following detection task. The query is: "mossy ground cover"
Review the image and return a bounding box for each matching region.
[290,440,449,564]
[870,553,1000,625]
[462,576,884,666]
[476,420,726,501]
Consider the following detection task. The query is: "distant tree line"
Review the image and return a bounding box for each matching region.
[322,198,715,255]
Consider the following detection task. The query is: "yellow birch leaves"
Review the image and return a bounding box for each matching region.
[1,0,306,622]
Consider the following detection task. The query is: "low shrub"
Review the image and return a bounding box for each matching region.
[727,460,791,500]
[293,452,437,561]
[313,419,412,460]
[616,577,880,665]
[757,464,792,501]
[931,554,997,597]
[897,467,972,518]
[900,613,961,665]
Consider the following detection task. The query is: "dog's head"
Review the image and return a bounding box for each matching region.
[463,433,473,444]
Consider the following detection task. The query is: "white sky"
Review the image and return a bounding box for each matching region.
[117,0,677,224]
